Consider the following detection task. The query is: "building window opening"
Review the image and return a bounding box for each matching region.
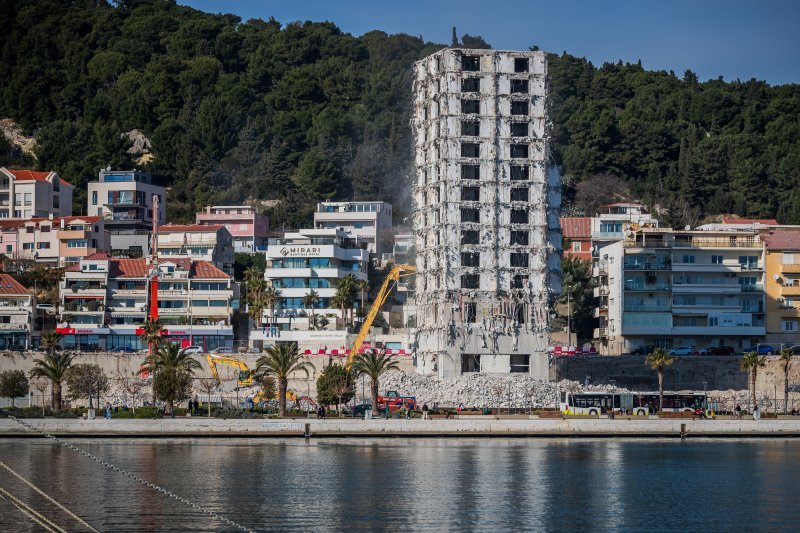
[461,230,480,245]
[510,79,529,94]
[461,186,480,201]
[461,207,480,223]
[464,302,477,323]
[461,143,480,158]
[511,165,529,180]
[512,274,528,289]
[461,77,480,92]
[511,209,529,224]
[510,354,530,373]
[461,273,479,289]
[461,121,480,136]
[511,122,528,137]
[510,230,529,245]
[511,101,529,115]
[511,144,529,158]
[461,164,480,180]
[510,253,529,268]
[461,252,480,267]
[514,58,529,73]
[461,99,480,114]
[461,353,481,372]
[511,187,529,202]
[462,55,480,71]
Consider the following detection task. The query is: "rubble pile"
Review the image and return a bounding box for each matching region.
[378,371,627,409]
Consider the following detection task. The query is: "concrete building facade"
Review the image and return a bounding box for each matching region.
[763,230,800,347]
[0,168,73,219]
[157,224,234,275]
[313,201,393,259]
[412,48,561,378]
[595,228,766,354]
[0,274,35,350]
[196,205,269,252]
[87,168,165,257]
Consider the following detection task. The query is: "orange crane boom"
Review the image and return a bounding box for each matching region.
[346,264,415,367]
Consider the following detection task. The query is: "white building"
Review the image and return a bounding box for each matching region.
[590,202,659,253]
[157,224,235,275]
[253,228,369,335]
[313,201,393,259]
[595,228,766,354]
[58,254,234,350]
[412,48,561,378]
[0,168,73,219]
[0,274,35,350]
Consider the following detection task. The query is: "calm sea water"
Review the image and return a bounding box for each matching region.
[0,438,798,532]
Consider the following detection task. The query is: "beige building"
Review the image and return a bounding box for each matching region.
[0,168,73,219]
[0,274,35,349]
[157,224,234,275]
[0,216,109,266]
[763,230,800,347]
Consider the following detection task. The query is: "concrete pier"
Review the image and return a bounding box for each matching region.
[3,417,800,438]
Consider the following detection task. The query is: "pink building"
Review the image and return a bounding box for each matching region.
[196,205,268,252]
[0,216,109,265]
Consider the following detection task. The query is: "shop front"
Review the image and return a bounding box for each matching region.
[56,327,110,351]
[162,327,233,351]
[0,327,29,350]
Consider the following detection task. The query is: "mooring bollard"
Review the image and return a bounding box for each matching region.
[680,423,686,440]
[304,423,310,439]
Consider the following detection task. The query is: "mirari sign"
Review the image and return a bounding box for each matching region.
[280,246,321,257]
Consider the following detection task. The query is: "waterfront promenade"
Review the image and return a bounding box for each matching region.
[3,416,800,438]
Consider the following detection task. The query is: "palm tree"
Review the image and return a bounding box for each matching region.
[741,351,767,412]
[138,317,164,355]
[303,289,320,330]
[142,343,202,414]
[645,348,675,413]
[779,349,793,414]
[334,275,358,327]
[30,351,75,410]
[40,330,62,356]
[255,343,313,417]
[350,349,400,412]
[263,285,282,336]
[245,266,266,328]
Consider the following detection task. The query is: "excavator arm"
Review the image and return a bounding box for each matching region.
[346,264,415,367]
[206,354,254,387]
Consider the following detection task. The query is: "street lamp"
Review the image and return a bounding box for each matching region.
[702,381,707,414]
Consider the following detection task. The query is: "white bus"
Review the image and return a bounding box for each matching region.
[562,392,708,416]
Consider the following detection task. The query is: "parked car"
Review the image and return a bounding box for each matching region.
[788,345,800,355]
[248,347,262,354]
[180,346,203,355]
[211,347,232,354]
[36,303,56,314]
[630,345,656,355]
[756,345,775,355]
[669,346,696,356]
[707,346,736,355]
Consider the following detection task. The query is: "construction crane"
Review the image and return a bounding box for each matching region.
[206,354,254,387]
[147,194,160,322]
[346,264,415,367]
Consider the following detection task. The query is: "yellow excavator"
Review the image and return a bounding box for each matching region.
[206,354,254,387]
[346,264,415,367]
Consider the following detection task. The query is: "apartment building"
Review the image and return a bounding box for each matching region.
[87,168,165,256]
[57,254,234,350]
[0,216,109,265]
[412,48,561,378]
[0,168,73,219]
[561,217,592,261]
[252,228,369,335]
[196,205,269,252]
[313,201,393,259]
[0,274,35,350]
[595,228,766,354]
[157,224,234,275]
[590,202,659,250]
[763,230,800,346]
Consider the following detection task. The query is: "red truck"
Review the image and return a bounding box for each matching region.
[377,390,417,410]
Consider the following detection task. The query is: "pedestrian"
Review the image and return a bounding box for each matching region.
[422,403,429,420]
[193,395,199,415]
[104,403,112,420]
[754,404,760,421]
[405,406,411,420]
[385,403,390,419]
[458,402,464,415]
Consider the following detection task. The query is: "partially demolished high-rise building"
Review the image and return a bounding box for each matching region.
[412,48,561,378]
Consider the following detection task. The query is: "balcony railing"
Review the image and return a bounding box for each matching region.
[623,305,672,312]
[624,283,671,291]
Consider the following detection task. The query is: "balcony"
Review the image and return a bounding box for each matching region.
[779,285,800,296]
[624,262,670,271]
[593,308,608,318]
[624,283,670,292]
[57,229,90,240]
[593,286,609,298]
[623,305,672,312]
[593,327,607,338]
[592,231,624,240]
[780,264,800,274]
[671,325,765,336]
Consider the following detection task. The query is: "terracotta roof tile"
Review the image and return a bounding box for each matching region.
[190,260,229,279]
[0,274,32,295]
[763,230,800,250]
[560,217,591,239]
[722,217,778,226]
[7,169,72,186]
[105,258,230,279]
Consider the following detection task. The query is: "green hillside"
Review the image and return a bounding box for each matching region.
[1,0,798,227]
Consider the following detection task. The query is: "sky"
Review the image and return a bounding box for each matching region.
[180,0,800,85]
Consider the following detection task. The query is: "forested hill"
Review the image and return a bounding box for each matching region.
[1,0,799,227]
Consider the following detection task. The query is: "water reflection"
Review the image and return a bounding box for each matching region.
[1,439,799,531]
